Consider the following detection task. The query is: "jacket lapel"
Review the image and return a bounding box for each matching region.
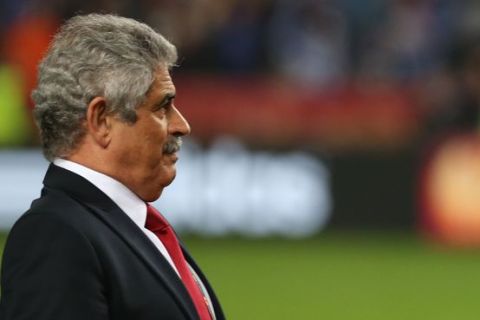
[43,164,199,320]
[86,204,199,320]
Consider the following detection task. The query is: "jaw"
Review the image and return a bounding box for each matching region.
[136,161,177,202]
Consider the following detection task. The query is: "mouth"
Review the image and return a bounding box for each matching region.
[163,137,182,164]
[168,152,178,163]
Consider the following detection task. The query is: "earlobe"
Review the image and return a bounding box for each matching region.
[86,97,112,148]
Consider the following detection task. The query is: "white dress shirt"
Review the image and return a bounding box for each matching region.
[53,158,179,276]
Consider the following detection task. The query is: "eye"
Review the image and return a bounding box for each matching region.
[155,103,167,111]
[153,101,169,113]
[152,93,175,115]
[153,107,167,120]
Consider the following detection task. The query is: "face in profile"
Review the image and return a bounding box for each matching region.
[108,65,191,201]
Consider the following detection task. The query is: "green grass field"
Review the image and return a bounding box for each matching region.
[1,231,479,319]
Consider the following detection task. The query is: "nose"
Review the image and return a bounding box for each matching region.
[169,106,191,136]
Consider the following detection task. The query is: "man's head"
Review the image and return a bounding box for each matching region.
[33,14,191,201]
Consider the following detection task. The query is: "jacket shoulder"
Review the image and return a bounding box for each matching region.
[15,187,99,234]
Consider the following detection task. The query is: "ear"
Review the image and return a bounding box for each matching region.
[85,97,112,148]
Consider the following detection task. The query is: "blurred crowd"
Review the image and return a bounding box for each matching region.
[1,0,480,146]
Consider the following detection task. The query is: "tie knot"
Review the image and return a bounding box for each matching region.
[145,204,170,233]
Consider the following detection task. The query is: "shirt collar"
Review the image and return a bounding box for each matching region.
[53,158,147,229]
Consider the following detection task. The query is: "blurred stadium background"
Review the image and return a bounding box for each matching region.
[2,0,480,319]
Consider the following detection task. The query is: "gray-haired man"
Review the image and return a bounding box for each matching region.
[0,14,224,320]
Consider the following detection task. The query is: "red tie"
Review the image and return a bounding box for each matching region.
[145,205,212,320]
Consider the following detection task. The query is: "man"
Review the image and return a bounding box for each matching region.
[0,14,225,320]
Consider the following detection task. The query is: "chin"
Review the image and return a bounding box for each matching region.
[162,168,177,186]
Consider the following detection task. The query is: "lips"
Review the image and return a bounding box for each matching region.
[169,153,178,163]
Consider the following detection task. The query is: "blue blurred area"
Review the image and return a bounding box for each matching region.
[0,1,474,78]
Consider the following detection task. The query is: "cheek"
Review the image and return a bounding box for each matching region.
[145,126,168,151]
[143,136,168,169]
[143,134,165,159]
[127,117,169,165]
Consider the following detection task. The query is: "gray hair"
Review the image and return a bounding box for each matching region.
[32,14,177,161]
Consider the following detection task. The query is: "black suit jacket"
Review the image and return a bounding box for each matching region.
[0,164,225,320]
